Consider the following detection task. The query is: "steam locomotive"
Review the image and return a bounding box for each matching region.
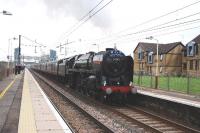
[32,48,136,101]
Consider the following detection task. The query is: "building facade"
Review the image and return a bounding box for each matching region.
[182,34,200,76]
[134,42,184,75]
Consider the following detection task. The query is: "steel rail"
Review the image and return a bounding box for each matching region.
[127,105,200,133]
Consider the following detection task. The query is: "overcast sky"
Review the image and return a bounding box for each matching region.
[0,0,200,61]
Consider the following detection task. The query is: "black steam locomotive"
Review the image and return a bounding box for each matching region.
[32,48,136,101]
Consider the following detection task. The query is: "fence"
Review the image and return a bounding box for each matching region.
[133,72,200,96]
[0,62,15,81]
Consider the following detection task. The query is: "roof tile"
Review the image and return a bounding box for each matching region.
[137,42,183,54]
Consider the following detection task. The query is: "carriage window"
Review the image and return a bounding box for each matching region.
[93,54,103,61]
[58,60,63,64]
[78,54,90,60]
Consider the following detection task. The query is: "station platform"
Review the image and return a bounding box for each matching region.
[136,86,200,109]
[18,69,72,133]
[0,69,72,133]
[0,73,23,133]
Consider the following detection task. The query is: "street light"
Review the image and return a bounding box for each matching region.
[0,10,12,15]
[7,37,17,76]
[92,43,99,52]
[8,37,18,62]
[146,36,159,89]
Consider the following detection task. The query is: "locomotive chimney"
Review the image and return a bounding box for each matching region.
[106,48,114,51]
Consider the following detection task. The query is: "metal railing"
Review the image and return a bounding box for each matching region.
[133,72,200,96]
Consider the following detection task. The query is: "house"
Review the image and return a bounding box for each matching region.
[182,34,200,76]
[133,42,184,75]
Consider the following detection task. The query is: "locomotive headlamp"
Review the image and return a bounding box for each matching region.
[106,87,112,94]
[89,75,96,79]
[103,81,107,86]
[129,81,133,87]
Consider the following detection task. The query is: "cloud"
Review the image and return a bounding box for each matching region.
[42,0,112,29]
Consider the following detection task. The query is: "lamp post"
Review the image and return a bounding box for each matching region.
[92,43,99,52]
[18,35,21,66]
[8,37,18,62]
[7,37,18,76]
[0,10,12,15]
[146,36,159,89]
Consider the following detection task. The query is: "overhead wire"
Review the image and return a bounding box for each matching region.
[63,0,113,38]
[122,18,200,37]
[87,0,200,44]
[115,0,200,35]
[56,0,110,43]
[21,35,46,47]
[56,0,200,55]
[117,25,200,45]
[89,16,200,45]
[124,11,200,36]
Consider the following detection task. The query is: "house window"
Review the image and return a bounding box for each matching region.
[187,41,195,56]
[190,60,193,70]
[147,66,150,72]
[195,44,198,55]
[138,47,143,60]
[150,66,152,73]
[160,66,163,73]
[199,45,200,55]
[195,60,199,70]
[188,45,193,56]
[142,63,144,70]
[199,60,200,70]
[160,54,163,61]
[184,50,187,57]
[183,63,187,70]
[147,52,153,64]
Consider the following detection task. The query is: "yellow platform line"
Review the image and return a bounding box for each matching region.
[18,70,37,133]
[0,77,16,99]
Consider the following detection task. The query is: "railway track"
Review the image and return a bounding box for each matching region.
[32,70,200,133]
[32,71,112,133]
[32,70,128,132]
[111,105,200,133]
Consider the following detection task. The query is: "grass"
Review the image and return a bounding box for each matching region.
[133,75,200,95]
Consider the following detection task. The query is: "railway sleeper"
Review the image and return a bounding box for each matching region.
[163,131,185,133]
[150,123,167,128]
[137,118,152,122]
[143,121,161,124]
[133,116,148,119]
[157,127,180,132]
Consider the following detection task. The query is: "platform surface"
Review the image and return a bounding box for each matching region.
[136,86,200,108]
[18,69,72,133]
[0,73,23,133]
